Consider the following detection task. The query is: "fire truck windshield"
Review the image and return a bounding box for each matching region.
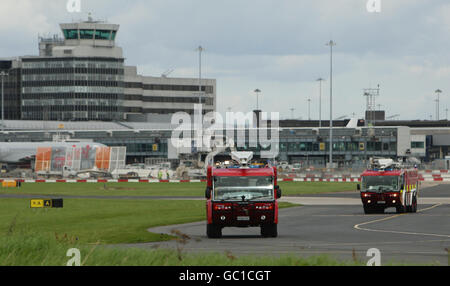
[362,176,399,192]
[213,176,274,201]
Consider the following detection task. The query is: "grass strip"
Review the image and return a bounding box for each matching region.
[0,181,358,197]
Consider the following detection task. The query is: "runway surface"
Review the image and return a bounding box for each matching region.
[2,182,448,265]
[138,184,450,265]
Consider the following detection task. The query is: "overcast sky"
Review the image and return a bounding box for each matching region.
[1,0,449,120]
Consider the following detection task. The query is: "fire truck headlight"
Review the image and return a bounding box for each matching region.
[255,203,274,210]
[220,216,226,221]
[368,200,371,203]
[392,200,396,204]
[261,215,266,221]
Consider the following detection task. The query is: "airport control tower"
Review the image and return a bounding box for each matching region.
[20,16,126,121]
[56,17,123,58]
[2,16,216,123]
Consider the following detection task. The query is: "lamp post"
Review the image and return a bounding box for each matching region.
[326,40,336,168]
[317,78,325,127]
[254,89,261,110]
[0,71,8,131]
[196,46,204,105]
[435,89,442,120]
[307,98,311,120]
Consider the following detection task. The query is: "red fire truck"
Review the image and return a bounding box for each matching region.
[358,158,419,214]
[205,152,282,238]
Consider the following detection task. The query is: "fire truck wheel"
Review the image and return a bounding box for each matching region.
[261,224,278,238]
[411,196,417,213]
[406,204,412,213]
[363,205,374,214]
[396,205,405,214]
[207,224,222,238]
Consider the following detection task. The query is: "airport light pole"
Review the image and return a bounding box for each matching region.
[307,98,312,120]
[254,89,261,110]
[317,78,325,127]
[197,46,204,105]
[326,40,336,168]
[0,71,8,132]
[435,89,442,120]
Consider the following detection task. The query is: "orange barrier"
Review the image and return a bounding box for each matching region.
[1,180,19,188]
[35,147,52,172]
[95,147,111,170]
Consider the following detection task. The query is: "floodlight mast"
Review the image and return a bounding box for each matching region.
[307,98,311,120]
[326,40,336,168]
[197,46,204,104]
[254,89,261,110]
[317,78,325,127]
[435,89,442,120]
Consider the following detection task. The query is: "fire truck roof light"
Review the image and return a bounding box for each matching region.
[231,151,254,166]
[369,157,403,171]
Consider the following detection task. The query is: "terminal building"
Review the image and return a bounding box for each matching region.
[0,119,430,168]
[0,18,216,122]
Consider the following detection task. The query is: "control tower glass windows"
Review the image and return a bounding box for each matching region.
[111,31,117,40]
[79,29,95,39]
[95,30,112,40]
[63,29,79,40]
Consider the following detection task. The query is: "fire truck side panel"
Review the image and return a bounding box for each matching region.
[207,166,213,188]
[274,200,279,224]
[405,170,419,210]
[206,200,213,224]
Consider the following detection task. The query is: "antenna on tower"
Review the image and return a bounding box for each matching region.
[363,85,380,126]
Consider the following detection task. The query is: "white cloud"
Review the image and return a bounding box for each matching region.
[0,0,69,35]
[0,0,449,121]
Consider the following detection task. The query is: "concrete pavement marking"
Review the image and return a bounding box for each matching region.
[354,204,450,238]
[298,238,450,248]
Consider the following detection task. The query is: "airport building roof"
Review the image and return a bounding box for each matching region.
[1,120,174,131]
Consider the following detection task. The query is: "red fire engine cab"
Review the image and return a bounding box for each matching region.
[205,152,282,238]
[358,158,419,214]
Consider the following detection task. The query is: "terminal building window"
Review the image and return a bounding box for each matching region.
[411,142,425,149]
[124,82,214,94]
[95,30,112,40]
[63,29,79,40]
[281,141,393,153]
[366,142,382,151]
[79,29,95,39]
